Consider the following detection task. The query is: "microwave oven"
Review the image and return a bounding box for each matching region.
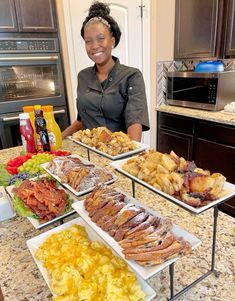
[166,70,235,111]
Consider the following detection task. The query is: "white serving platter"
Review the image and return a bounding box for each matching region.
[72,190,201,280]
[68,136,149,160]
[0,187,16,221]
[6,178,77,229]
[110,157,235,214]
[41,154,117,196]
[27,217,156,301]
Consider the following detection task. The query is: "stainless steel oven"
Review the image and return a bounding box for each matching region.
[0,38,69,149]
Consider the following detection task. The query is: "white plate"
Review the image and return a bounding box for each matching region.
[72,191,201,280]
[68,136,149,160]
[27,217,156,301]
[0,187,16,221]
[110,157,235,214]
[6,178,77,229]
[41,154,117,196]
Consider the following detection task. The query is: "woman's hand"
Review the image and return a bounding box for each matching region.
[62,120,82,139]
[127,123,142,142]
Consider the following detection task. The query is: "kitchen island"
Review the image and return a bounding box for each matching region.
[0,139,235,301]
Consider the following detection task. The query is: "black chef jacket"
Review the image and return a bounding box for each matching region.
[76,56,150,133]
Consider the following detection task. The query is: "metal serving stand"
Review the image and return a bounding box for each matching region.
[111,167,234,300]
[67,137,234,299]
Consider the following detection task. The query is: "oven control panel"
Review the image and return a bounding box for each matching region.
[0,39,59,53]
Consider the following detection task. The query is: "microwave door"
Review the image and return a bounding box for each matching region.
[173,85,204,94]
[172,85,208,101]
[168,76,218,104]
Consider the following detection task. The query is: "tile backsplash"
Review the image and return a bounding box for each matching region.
[156,59,235,107]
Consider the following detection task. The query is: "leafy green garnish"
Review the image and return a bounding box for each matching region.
[64,195,73,213]
[0,164,10,187]
[12,195,39,219]
[13,179,24,188]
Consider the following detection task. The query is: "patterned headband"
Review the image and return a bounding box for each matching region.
[85,16,111,29]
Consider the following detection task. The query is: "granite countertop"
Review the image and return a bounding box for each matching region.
[156,105,235,126]
[0,139,235,301]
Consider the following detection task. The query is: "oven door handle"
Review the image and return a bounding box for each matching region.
[0,55,59,61]
[2,116,19,121]
[54,109,66,115]
[2,109,66,121]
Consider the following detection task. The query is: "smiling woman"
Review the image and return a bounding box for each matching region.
[83,21,115,81]
[62,1,150,142]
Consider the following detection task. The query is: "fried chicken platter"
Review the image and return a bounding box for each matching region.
[70,126,148,159]
[43,155,115,196]
[72,184,201,278]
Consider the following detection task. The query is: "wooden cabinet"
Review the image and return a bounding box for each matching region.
[0,0,57,33]
[174,0,220,59]
[0,0,18,32]
[225,0,235,56]
[158,129,194,161]
[174,0,235,59]
[157,112,194,160]
[157,111,235,217]
[194,121,235,216]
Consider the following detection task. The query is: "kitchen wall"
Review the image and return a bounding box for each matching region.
[156,59,235,108]
[56,0,75,125]
[150,0,175,147]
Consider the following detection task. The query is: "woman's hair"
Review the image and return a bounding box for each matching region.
[81,1,121,47]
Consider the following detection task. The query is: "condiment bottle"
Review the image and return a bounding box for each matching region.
[23,105,36,144]
[34,105,51,152]
[22,106,35,130]
[19,113,36,153]
[42,105,62,150]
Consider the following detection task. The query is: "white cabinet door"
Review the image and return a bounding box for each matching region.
[63,0,150,144]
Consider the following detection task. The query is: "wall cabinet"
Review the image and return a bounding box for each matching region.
[0,0,57,33]
[174,0,235,59]
[225,0,235,56]
[157,111,235,217]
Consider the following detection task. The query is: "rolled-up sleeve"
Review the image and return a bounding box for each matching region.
[124,70,150,131]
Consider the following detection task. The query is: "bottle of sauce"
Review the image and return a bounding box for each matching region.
[34,105,51,152]
[19,113,36,153]
[22,106,35,130]
[42,105,62,150]
[23,105,36,144]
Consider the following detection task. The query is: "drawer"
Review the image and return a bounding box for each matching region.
[157,112,195,135]
[195,138,235,182]
[197,121,235,147]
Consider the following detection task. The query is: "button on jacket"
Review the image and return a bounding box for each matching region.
[76,56,150,133]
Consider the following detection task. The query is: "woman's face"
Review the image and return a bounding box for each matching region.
[84,22,115,66]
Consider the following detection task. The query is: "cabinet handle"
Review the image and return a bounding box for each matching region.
[0,56,58,61]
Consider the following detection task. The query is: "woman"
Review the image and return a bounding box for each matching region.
[62,1,149,142]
